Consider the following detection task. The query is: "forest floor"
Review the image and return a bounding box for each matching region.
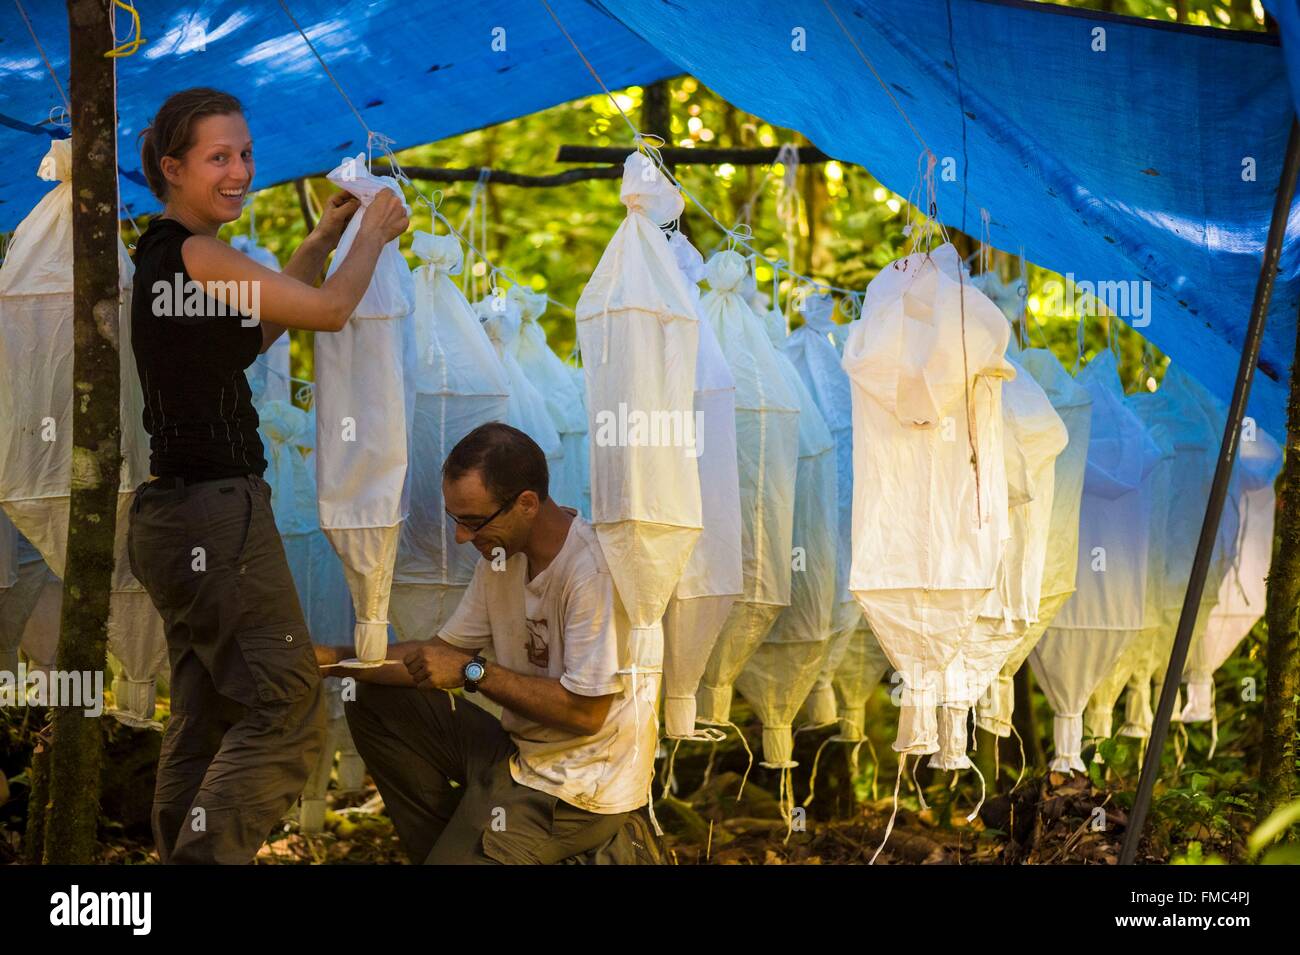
[0,696,1255,865]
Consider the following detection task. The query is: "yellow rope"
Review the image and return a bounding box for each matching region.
[104,0,146,58]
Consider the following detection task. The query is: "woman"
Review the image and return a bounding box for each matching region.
[126,87,408,864]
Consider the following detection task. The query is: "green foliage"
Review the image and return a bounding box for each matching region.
[1171,840,1227,864]
[1070,0,1265,30]
[1248,799,1300,858]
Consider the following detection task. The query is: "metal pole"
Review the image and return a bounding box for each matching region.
[1120,117,1300,864]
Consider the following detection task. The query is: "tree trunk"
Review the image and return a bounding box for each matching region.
[293,178,316,233]
[42,0,120,864]
[973,727,1001,795]
[23,743,50,863]
[641,80,672,148]
[1013,663,1047,772]
[1258,309,1300,828]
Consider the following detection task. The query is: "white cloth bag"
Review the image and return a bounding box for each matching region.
[695,250,800,725]
[509,284,590,517]
[660,232,742,738]
[233,235,292,405]
[390,233,510,640]
[255,398,355,645]
[1086,411,1172,746]
[1115,366,1221,737]
[576,153,702,681]
[933,351,1067,769]
[315,155,415,661]
[1183,425,1280,722]
[0,138,165,724]
[977,346,1093,737]
[21,563,63,674]
[786,292,866,727]
[0,522,44,673]
[843,244,1013,755]
[1031,351,1162,771]
[735,304,838,767]
[477,293,564,463]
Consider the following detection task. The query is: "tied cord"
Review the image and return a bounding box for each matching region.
[803,735,835,808]
[770,257,787,318]
[869,754,907,865]
[460,170,492,304]
[659,737,682,799]
[775,142,803,269]
[791,715,836,807]
[697,716,756,800]
[904,151,946,256]
[963,762,987,824]
[1208,705,1219,761]
[977,207,992,278]
[1017,245,1049,350]
[778,765,797,845]
[911,753,930,811]
[105,0,146,58]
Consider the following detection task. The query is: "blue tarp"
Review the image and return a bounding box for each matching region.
[1,0,1297,434]
[1265,1,1300,119]
[603,0,1300,438]
[0,1,678,219]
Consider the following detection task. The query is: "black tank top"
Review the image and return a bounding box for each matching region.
[130,217,267,480]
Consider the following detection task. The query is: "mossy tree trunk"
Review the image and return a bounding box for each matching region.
[1013,664,1046,772]
[41,0,120,864]
[1258,311,1300,830]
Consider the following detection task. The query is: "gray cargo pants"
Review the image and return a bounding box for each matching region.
[346,682,661,864]
[128,473,325,864]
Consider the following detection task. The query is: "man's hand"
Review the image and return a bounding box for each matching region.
[314,643,349,675]
[404,641,473,690]
[312,191,361,251]
[314,643,346,666]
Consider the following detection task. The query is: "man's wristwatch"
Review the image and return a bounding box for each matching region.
[462,655,487,693]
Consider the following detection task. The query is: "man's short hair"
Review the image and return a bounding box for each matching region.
[443,422,549,506]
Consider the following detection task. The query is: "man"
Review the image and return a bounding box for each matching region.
[318,423,661,864]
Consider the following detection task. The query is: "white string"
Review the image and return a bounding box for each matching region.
[14,0,70,113]
[775,142,803,269]
[869,754,907,865]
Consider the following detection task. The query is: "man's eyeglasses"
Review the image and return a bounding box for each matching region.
[445,490,523,535]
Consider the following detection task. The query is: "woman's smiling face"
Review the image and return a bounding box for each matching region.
[159,111,253,225]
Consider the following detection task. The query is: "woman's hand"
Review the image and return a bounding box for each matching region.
[312,191,360,251]
[359,189,410,245]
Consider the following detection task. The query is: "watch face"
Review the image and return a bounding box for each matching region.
[465,662,485,682]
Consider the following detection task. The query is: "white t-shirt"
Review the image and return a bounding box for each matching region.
[438,513,658,814]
